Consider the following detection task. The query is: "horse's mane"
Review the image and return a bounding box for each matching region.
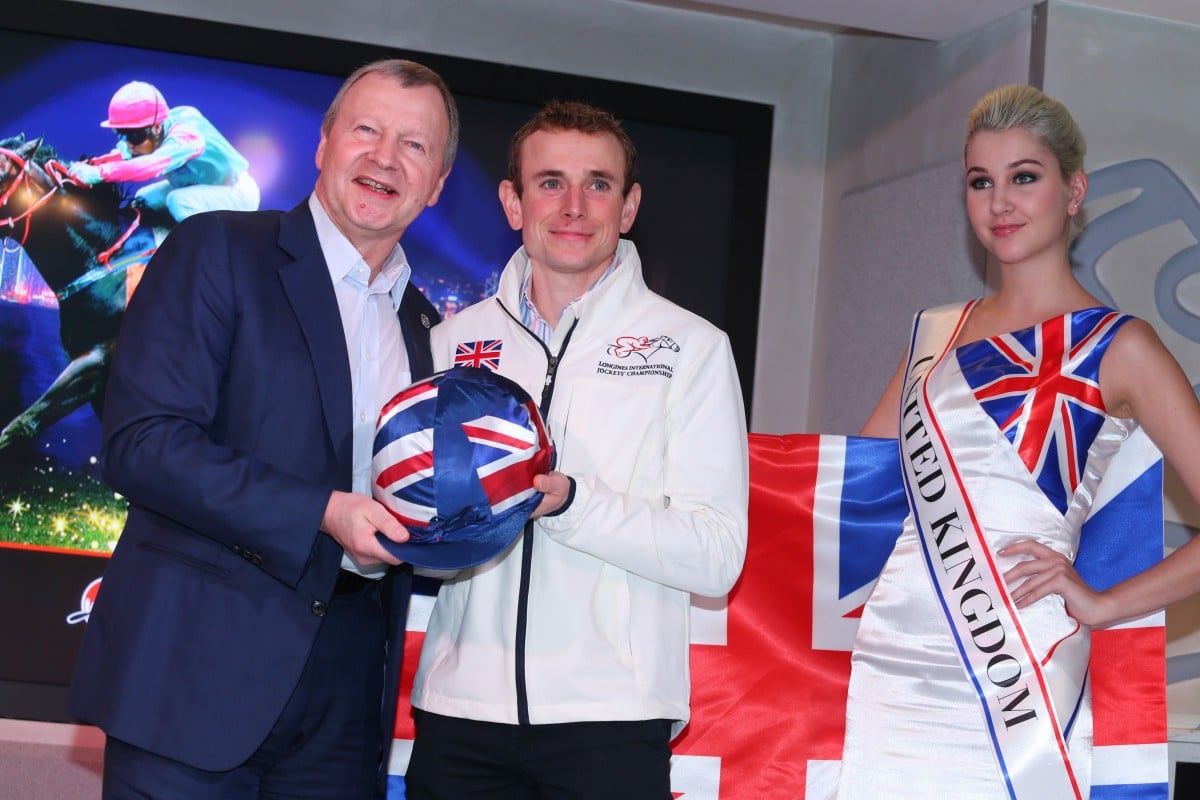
[1,133,59,163]
[2,132,131,209]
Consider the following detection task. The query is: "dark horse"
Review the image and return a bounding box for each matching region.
[0,134,162,453]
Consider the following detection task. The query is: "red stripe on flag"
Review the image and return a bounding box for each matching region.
[1091,626,1166,746]
[394,630,425,740]
[674,433,851,794]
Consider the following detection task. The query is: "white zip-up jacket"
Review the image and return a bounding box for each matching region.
[412,240,749,734]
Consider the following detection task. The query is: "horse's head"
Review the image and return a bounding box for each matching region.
[654,335,680,353]
[1,133,129,247]
[0,134,57,212]
[0,133,41,168]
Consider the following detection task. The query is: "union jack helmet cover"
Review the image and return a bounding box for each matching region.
[371,366,555,569]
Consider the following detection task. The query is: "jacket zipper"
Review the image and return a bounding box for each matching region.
[503,302,577,725]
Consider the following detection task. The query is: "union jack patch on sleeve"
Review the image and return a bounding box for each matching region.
[454,340,502,370]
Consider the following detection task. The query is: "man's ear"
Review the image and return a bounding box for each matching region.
[425,167,452,208]
[620,183,642,234]
[499,180,523,231]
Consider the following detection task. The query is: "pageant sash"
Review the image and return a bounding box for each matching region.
[899,302,1083,800]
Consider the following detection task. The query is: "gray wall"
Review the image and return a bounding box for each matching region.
[814,9,1035,433]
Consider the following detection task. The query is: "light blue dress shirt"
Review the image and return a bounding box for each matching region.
[309,195,413,577]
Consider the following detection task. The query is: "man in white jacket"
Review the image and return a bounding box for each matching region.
[405,101,749,800]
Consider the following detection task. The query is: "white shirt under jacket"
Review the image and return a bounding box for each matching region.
[412,239,749,734]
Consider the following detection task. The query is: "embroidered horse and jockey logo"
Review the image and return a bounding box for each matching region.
[606,334,679,362]
[597,334,679,379]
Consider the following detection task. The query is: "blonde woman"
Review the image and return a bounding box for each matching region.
[838,84,1200,798]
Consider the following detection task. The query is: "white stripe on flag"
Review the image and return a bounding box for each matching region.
[805,759,840,800]
[1090,427,1159,514]
[1091,743,1168,786]
[388,737,413,776]
[668,753,720,799]
[811,437,873,652]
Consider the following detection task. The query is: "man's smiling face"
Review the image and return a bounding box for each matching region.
[314,72,450,270]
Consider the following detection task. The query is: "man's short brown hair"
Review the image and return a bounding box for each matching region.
[507,100,637,197]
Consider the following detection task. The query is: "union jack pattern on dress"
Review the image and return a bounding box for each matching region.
[957,307,1131,513]
[453,339,503,370]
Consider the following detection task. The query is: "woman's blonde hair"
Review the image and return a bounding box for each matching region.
[965,84,1086,178]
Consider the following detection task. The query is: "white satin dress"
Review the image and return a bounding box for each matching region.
[837,304,1137,799]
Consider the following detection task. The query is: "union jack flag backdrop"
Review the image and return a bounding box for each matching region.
[386,433,1168,799]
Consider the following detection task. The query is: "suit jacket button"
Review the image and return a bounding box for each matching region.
[311,601,327,617]
[250,553,262,565]
[233,544,243,555]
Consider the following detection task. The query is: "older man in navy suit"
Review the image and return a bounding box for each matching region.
[67,59,458,799]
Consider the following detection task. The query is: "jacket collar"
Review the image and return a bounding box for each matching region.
[497,239,646,341]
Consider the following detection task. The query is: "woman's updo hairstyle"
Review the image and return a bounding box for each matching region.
[965,84,1086,179]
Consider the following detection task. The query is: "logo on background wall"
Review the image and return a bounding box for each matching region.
[453,339,503,370]
[598,334,679,379]
[65,577,102,624]
[1073,158,1200,350]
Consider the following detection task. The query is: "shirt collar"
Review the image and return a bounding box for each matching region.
[309,194,411,310]
[518,250,621,323]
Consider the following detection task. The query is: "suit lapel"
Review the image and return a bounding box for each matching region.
[398,282,437,380]
[277,204,353,472]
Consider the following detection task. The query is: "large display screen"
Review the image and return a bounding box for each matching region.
[0,0,770,721]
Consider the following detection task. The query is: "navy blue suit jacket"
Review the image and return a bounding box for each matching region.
[68,202,437,772]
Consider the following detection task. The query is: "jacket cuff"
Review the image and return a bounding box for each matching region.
[542,475,576,518]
